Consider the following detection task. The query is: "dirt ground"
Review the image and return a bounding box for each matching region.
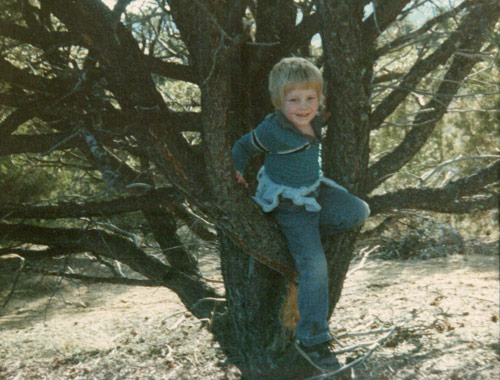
[0,242,498,380]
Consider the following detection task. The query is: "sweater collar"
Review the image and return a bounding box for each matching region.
[274,111,323,142]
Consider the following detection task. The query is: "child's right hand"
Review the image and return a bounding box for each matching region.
[235,171,249,189]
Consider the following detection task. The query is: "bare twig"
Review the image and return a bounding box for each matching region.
[1,256,25,309]
[306,315,418,379]
[93,221,142,247]
[335,326,395,340]
[169,314,187,330]
[24,268,159,286]
[41,128,82,156]
[191,297,226,312]
[347,245,380,277]
[306,325,398,379]
[419,155,500,186]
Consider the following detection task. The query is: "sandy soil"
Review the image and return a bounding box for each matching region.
[0,246,498,380]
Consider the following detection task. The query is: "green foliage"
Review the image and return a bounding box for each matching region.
[370,16,500,193]
[0,156,57,204]
[154,75,201,113]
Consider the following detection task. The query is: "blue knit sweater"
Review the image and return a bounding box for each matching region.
[232,112,347,212]
[232,111,323,188]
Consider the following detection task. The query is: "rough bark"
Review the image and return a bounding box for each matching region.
[369,161,500,214]
[0,188,178,219]
[0,222,218,317]
[362,0,412,43]
[316,0,374,317]
[167,3,302,376]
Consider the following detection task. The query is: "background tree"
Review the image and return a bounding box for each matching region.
[0,0,498,378]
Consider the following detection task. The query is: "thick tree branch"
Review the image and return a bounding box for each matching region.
[169,111,203,132]
[112,0,133,19]
[82,128,131,192]
[369,160,500,214]
[167,0,242,82]
[439,160,499,198]
[0,57,56,94]
[0,187,181,220]
[0,186,216,243]
[144,55,198,83]
[42,0,205,190]
[0,93,36,107]
[0,222,219,317]
[316,0,373,192]
[0,132,80,157]
[282,12,320,54]
[224,0,250,36]
[0,247,84,259]
[376,0,472,57]
[362,0,412,43]
[0,107,40,140]
[0,22,71,51]
[366,2,500,192]
[371,191,497,215]
[369,1,495,131]
[0,222,167,279]
[26,268,160,287]
[0,108,202,158]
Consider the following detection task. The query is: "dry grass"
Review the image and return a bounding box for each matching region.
[0,242,498,380]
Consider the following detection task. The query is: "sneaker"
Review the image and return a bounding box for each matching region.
[294,340,341,372]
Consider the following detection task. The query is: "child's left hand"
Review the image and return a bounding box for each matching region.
[235,171,249,189]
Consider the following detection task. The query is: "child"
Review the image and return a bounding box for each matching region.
[232,57,370,372]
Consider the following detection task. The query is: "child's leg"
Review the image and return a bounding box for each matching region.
[318,184,370,234]
[274,201,332,347]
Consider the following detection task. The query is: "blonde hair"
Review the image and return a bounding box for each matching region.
[268,57,323,109]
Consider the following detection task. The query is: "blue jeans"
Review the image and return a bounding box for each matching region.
[273,184,370,347]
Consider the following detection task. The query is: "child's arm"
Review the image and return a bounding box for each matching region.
[231,131,265,184]
[231,118,277,186]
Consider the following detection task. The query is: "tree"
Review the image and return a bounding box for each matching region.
[0,0,498,378]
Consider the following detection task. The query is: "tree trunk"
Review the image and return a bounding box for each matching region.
[216,207,318,379]
[192,3,375,376]
[198,55,306,379]
[316,0,374,318]
[217,232,293,379]
[178,12,311,375]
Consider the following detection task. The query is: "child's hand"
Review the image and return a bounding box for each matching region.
[235,171,248,189]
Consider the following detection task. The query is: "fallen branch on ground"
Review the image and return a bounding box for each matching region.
[306,314,418,380]
[347,245,380,277]
[25,268,160,286]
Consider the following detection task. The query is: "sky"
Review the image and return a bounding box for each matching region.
[102,0,466,23]
[101,0,466,39]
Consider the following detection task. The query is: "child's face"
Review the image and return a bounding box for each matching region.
[281,87,320,130]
